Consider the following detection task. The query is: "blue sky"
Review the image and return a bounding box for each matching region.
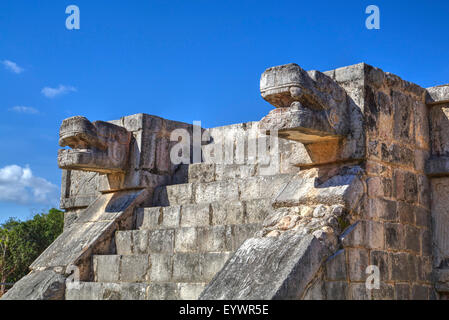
[0,0,448,222]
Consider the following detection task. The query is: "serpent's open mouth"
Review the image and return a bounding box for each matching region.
[259,63,350,144]
[57,116,131,174]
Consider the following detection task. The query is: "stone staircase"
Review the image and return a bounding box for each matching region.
[66,163,294,300]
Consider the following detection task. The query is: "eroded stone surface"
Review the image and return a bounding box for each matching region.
[1,270,66,300]
[199,233,330,300]
[30,190,147,273]
[260,64,350,143]
[6,62,448,301]
[58,116,132,174]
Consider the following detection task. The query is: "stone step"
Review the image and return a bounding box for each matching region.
[135,198,271,231]
[66,281,207,300]
[187,163,259,183]
[115,223,261,255]
[93,252,233,284]
[152,173,293,206]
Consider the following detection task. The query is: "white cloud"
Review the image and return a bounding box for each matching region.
[9,106,39,114]
[0,165,59,207]
[41,85,77,98]
[2,60,24,74]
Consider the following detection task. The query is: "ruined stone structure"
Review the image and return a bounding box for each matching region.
[2,63,449,300]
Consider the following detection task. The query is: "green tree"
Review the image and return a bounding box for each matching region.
[0,209,64,296]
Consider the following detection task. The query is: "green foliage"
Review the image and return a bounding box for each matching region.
[0,209,64,290]
[337,216,351,233]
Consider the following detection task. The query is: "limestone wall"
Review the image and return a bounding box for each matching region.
[201,121,305,175]
[302,64,433,299]
[22,63,449,300]
[427,87,449,298]
[60,114,194,228]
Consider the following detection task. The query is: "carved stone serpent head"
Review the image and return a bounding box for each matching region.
[260,63,350,144]
[58,116,132,174]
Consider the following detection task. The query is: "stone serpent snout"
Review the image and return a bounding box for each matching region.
[260,63,350,144]
[58,116,132,174]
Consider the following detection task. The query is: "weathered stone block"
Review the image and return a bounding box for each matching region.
[178,283,206,300]
[341,220,384,249]
[385,223,404,251]
[367,177,383,198]
[161,206,181,229]
[302,276,325,300]
[397,202,415,225]
[371,282,394,300]
[31,189,147,273]
[347,248,369,282]
[66,282,102,300]
[201,252,232,281]
[137,207,161,230]
[411,285,429,300]
[430,178,449,265]
[325,249,347,281]
[382,177,393,198]
[365,220,385,249]
[94,255,120,283]
[175,227,198,252]
[404,225,421,253]
[417,175,430,208]
[427,85,449,104]
[132,230,149,254]
[197,225,232,252]
[393,91,415,144]
[138,131,157,170]
[429,105,449,157]
[334,63,365,83]
[148,229,174,253]
[240,175,290,201]
[211,201,245,225]
[155,137,170,173]
[167,183,193,205]
[232,224,260,250]
[173,253,201,282]
[324,281,348,300]
[370,250,390,282]
[381,144,414,167]
[195,180,239,203]
[368,198,397,221]
[102,283,147,300]
[200,233,331,300]
[181,203,211,227]
[394,283,410,300]
[415,149,430,172]
[274,168,363,209]
[245,199,272,224]
[188,163,215,183]
[120,255,150,282]
[149,253,172,282]
[223,164,258,180]
[393,169,406,201]
[115,231,133,255]
[1,270,66,300]
[147,283,179,300]
[404,172,418,203]
[421,229,432,257]
[390,252,416,282]
[417,256,432,282]
[349,283,369,300]
[366,161,390,176]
